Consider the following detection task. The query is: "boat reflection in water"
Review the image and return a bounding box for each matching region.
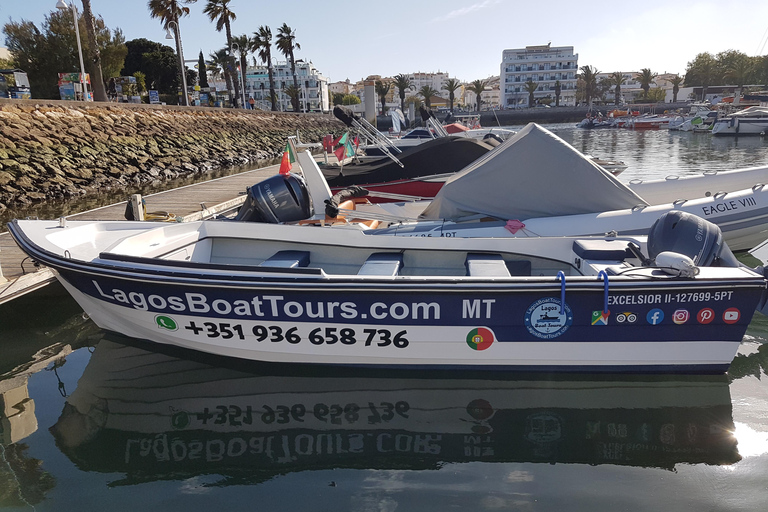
[51,338,741,486]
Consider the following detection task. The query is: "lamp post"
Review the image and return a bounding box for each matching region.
[165,21,189,106]
[56,1,87,100]
[230,42,247,109]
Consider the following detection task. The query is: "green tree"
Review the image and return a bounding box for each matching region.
[284,83,300,111]
[276,23,301,112]
[97,26,127,79]
[392,73,412,113]
[578,65,599,107]
[418,85,438,109]
[669,75,684,102]
[231,33,250,103]
[120,38,178,97]
[685,53,718,101]
[148,0,197,106]
[553,80,561,107]
[375,79,391,113]
[252,25,277,111]
[332,92,345,105]
[133,70,147,93]
[647,87,666,102]
[608,71,627,105]
[441,78,461,111]
[637,68,657,98]
[3,9,124,99]
[523,80,538,107]
[467,79,487,111]
[197,50,209,87]
[723,54,754,104]
[342,93,361,105]
[209,47,233,102]
[203,0,240,106]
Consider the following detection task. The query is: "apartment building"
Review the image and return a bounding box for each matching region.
[244,59,329,112]
[501,43,578,108]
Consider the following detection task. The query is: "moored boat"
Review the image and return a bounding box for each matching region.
[8,205,768,373]
[711,106,768,135]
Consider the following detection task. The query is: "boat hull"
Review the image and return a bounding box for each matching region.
[49,267,760,373]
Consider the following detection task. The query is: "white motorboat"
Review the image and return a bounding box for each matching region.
[712,106,768,135]
[328,124,768,251]
[8,198,768,373]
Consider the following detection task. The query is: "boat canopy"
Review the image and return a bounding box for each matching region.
[728,106,768,117]
[419,123,648,221]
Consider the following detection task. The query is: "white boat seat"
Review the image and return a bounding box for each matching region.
[572,240,629,261]
[357,252,403,276]
[465,253,512,277]
[260,250,310,268]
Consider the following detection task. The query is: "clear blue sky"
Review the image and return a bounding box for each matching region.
[3,0,768,82]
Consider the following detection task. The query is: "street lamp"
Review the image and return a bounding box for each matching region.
[165,20,189,106]
[229,42,247,109]
[56,1,87,100]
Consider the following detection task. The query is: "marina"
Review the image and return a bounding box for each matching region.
[2,123,768,509]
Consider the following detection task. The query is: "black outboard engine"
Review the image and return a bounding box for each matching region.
[333,106,357,127]
[235,174,312,223]
[647,210,740,267]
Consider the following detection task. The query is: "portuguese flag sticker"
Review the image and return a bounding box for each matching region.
[466,327,495,351]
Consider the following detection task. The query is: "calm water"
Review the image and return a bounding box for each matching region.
[2,124,768,511]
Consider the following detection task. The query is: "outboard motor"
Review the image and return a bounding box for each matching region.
[647,211,740,268]
[235,174,312,223]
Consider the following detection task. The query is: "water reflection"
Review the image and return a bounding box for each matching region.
[43,338,744,488]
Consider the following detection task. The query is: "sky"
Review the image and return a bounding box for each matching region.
[2,0,768,83]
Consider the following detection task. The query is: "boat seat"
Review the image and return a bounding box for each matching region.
[465,253,512,277]
[357,252,403,276]
[572,240,630,261]
[260,250,310,268]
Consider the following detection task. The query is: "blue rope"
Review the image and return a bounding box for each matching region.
[598,270,609,313]
[556,271,566,315]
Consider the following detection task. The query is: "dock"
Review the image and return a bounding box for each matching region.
[0,163,280,305]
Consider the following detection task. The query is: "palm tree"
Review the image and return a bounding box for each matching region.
[418,85,438,109]
[252,26,277,111]
[554,80,562,107]
[232,33,250,103]
[578,65,599,107]
[724,58,754,105]
[210,48,233,103]
[669,75,684,102]
[467,79,487,111]
[442,78,462,111]
[276,23,301,112]
[392,73,412,113]
[609,71,627,105]
[148,0,197,106]
[203,0,241,107]
[375,80,391,114]
[283,84,300,111]
[523,80,538,107]
[637,68,657,99]
[80,0,107,101]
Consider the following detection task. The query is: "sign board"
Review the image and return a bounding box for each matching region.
[149,90,160,104]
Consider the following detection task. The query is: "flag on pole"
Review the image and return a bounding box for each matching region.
[279,142,295,175]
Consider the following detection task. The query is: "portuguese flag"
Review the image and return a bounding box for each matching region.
[279,142,295,175]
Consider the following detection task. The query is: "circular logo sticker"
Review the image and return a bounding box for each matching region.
[646,309,665,325]
[466,327,495,350]
[697,308,715,324]
[524,298,572,339]
[723,308,741,324]
[155,315,178,331]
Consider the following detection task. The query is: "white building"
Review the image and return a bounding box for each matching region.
[501,44,578,108]
[244,59,329,112]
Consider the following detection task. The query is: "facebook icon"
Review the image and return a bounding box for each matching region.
[647,309,664,325]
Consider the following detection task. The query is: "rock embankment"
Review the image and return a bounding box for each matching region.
[0,100,344,211]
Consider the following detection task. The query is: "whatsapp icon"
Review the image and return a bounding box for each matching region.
[155,315,178,331]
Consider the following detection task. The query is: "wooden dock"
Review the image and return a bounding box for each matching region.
[0,163,280,305]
